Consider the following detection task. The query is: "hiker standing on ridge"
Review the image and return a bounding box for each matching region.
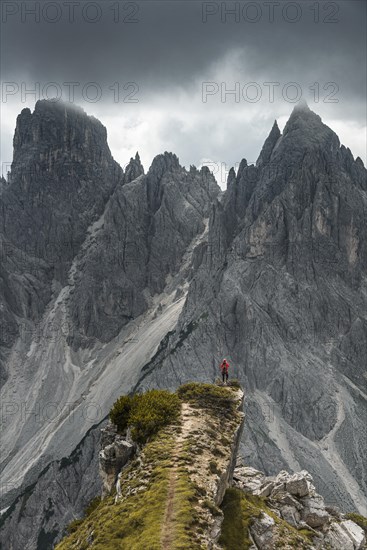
[220,359,229,384]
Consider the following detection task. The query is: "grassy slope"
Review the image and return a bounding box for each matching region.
[56,383,243,550]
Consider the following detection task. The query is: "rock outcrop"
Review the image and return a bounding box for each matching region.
[98,424,135,497]
[232,464,366,549]
[56,383,245,550]
[68,151,219,346]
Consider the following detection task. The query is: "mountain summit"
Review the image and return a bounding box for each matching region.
[0,102,366,548]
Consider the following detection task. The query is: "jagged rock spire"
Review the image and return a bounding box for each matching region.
[256,120,281,167]
[123,151,144,183]
[226,167,236,189]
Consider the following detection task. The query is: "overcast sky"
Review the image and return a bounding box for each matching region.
[1,0,366,186]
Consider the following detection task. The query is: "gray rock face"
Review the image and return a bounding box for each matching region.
[1,100,123,281]
[0,100,123,380]
[0,100,220,549]
[68,151,219,346]
[250,513,276,549]
[300,495,330,528]
[136,103,367,514]
[213,390,245,507]
[123,152,144,184]
[0,420,105,550]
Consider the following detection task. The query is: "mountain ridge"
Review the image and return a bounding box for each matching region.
[0,100,366,549]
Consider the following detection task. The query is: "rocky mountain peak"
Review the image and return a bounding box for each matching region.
[0,102,366,549]
[2,99,122,280]
[137,104,367,518]
[256,119,281,167]
[123,151,144,183]
[292,97,311,112]
[237,157,248,175]
[226,166,237,188]
[11,99,114,187]
[282,102,340,154]
[148,151,181,178]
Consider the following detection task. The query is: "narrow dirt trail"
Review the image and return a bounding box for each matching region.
[160,404,198,549]
[161,466,178,549]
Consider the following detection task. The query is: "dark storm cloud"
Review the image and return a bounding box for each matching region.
[1,0,366,99]
[1,0,366,177]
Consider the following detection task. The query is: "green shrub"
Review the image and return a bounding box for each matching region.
[129,390,181,444]
[177,383,236,415]
[109,394,135,433]
[110,390,181,444]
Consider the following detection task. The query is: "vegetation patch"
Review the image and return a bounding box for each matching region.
[209,460,221,476]
[177,382,239,418]
[219,488,254,549]
[66,496,102,534]
[109,394,135,433]
[109,389,181,443]
[227,379,241,389]
[57,427,202,550]
[219,488,314,550]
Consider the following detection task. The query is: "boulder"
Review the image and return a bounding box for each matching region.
[324,522,355,550]
[301,495,330,528]
[250,512,276,548]
[279,504,301,527]
[285,471,312,498]
[233,466,266,492]
[100,423,119,448]
[339,520,366,549]
[272,491,303,511]
[255,480,275,498]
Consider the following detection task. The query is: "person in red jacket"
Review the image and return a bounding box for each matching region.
[220,358,229,384]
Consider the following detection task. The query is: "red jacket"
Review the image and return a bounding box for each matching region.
[220,361,229,372]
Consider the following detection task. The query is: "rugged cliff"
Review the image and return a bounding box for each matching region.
[136,103,367,514]
[0,101,219,548]
[0,100,219,546]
